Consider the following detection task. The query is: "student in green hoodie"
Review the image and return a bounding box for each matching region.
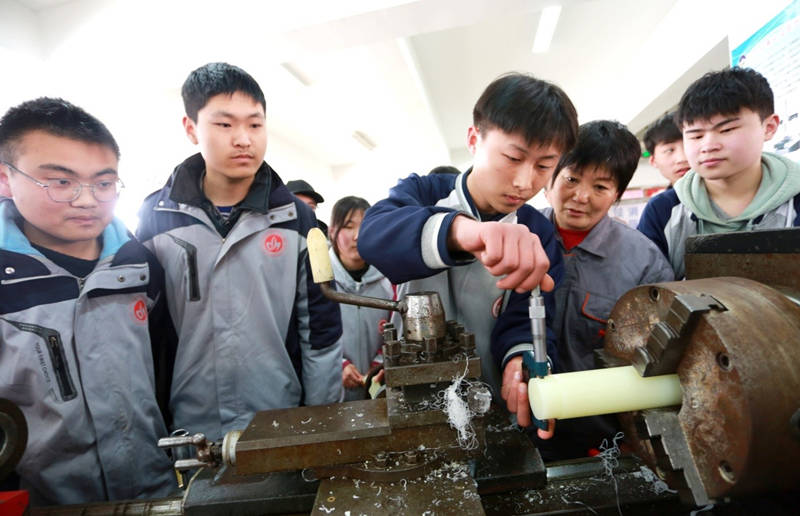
[638,67,800,279]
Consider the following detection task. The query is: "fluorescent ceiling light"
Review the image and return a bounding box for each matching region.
[280,62,312,87]
[352,130,376,150]
[532,5,562,54]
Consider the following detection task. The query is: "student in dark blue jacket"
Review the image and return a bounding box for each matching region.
[358,73,578,433]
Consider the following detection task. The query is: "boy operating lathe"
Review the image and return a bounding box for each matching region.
[638,68,800,279]
[643,112,690,186]
[358,73,578,434]
[0,98,176,505]
[137,63,343,442]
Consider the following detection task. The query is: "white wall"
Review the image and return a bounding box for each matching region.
[0,0,39,53]
[266,131,335,227]
[0,0,340,231]
[0,0,39,55]
[0,0,45,111]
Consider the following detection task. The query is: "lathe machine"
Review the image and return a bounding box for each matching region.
[1,227,798,514]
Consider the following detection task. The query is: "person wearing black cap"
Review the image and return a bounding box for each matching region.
[287,179,328,234]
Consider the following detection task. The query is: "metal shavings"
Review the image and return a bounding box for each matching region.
[635,465,677,495]
[559,495,599,515]
[597,432,625,516]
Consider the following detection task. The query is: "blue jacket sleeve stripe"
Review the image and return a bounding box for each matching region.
[359,174,461,284]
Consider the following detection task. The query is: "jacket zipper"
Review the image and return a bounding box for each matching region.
[1,319,78,402]
[165,234,201,301]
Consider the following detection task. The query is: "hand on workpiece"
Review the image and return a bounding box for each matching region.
[342,363,364,389]
[502,356,555,439]
[448,215,554,293]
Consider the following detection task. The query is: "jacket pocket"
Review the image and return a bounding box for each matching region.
[580,292,611,324]
[2,319,77,402]
[167,235,201,301]
[578,291,616,351]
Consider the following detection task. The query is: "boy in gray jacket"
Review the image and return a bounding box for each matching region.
[136,63,343,442]
[0,98,176,505]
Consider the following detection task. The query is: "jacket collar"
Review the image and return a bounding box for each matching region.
[459,168,516,223]
[0,198,130,259]
[543,206,611,258]
[577,215,613,258]
[456,169,480,217]
[168,153,273,213]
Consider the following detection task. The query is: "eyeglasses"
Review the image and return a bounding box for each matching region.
[1,161,124,203]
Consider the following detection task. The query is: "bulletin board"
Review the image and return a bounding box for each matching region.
[731,0,800,160]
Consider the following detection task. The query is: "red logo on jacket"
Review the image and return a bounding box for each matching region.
[133,299,148,323]
[264,231,285,256]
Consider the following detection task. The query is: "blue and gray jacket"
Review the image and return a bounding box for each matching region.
[638,179,800,279]
[0,199,176,505]
[357,171,563,400]
[330,247,394,401]
[136,153,343,441]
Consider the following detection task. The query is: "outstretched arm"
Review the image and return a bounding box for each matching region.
[448,215,554,293]
[359,173,553,292]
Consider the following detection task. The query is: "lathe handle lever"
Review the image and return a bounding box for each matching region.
[174,458,210,470]
[307,227,401,312]
[157,432,221,469]
[158,433,205,449]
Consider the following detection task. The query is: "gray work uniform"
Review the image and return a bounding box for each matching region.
[330,248,394,401]
[0,200,176,505]
[539,210,674,459]
[136,154,343,442]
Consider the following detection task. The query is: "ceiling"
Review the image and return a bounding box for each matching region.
[3,0,781,224]
[5,0,688,165]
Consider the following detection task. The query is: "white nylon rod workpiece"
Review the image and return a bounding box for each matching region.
[306,227,334,283]
[528,365,682,420]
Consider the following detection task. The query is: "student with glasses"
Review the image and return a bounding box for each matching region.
[0,98,177,505]
[0,160,124,203]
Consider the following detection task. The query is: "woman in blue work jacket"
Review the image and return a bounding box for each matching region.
[539,120,674,460]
